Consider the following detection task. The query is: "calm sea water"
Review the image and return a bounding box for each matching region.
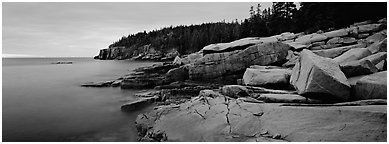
[2,58,158,142]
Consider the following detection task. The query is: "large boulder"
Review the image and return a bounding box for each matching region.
[322,28,349,38]
[339,60,378,77]
[294,33,327,45]
[188,42,290,81]
[354,71,387,100]
[201,37,270,55]
[358,52,387,65]
[333,48,372,64]
[367,38,387,54]
[242,67,292,87]
[290,49,351,101]
[366,30,386,44]
[312,43,365,58]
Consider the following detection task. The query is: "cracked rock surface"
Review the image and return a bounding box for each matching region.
[135,90,386,142]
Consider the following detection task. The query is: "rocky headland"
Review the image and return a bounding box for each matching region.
[85,18,387,142]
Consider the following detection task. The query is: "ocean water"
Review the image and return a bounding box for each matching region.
[2,58,158,142]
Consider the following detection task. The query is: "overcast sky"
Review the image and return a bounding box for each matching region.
[3,2,274,57]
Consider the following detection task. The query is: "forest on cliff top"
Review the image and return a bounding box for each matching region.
[109,2,386,55]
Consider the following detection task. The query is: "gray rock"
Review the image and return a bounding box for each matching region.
[357,33,371,39]
[339,60,378,77]
[376,60,386,71]
[188,42,290,81]
[173,56,183,65]
[242,67,291,86]
[312,43,364,58]
[81,80,115,87]
[181,52,203,65]
[359,52,387,65]
[294,33,327,45]
[367,38,387,54]
[257,94,322,103]
[121,95,159,111]
[351,20,372,26]
[333,48,372,64]
[366,30,386,44]
[309,44,342,50]
[357,24,384,33]
[111,80,122,87]
[136,93,387,142]
[201,37,267,55]
[284,42,307,50]
[220,85,251,98]
[290,49,351,101]
[165,65,189,82]
[326,37,357,45]
[355,71,387,100]
[323,28,349,38]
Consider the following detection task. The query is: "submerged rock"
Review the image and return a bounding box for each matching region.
[81,80,115,87]
[290,49,351,101]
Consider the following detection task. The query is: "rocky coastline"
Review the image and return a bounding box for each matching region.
[84,18,387,142]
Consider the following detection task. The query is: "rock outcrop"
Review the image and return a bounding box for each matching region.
[290,49,351,101]
[136,91,387,142]
[188,42,290,81]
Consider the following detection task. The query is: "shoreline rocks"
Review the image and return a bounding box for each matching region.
[86,19,387,142]
[290,49,351,102]
[135,91,387,142]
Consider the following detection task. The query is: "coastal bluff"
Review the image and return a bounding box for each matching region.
[87,18,387,142]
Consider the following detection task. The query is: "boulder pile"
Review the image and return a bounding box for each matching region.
[85,18,387,142]
[130,19,387,142]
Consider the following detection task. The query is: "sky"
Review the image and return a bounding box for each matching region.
[2,2,275,57]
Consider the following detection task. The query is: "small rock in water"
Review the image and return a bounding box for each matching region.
[51,61,73,64]
[272,133,282,139]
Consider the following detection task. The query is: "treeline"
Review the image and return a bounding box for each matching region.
[109,2,386,55]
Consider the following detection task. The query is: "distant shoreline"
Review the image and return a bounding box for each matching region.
[2,57,92,59]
